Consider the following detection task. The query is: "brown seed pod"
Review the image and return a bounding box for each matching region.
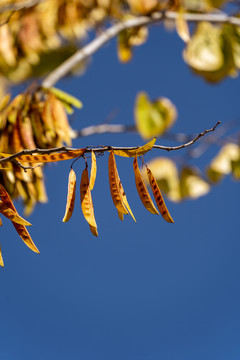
[133,156,159,215]
[108,151,128,215]
[147,167,174,223]
[62,168,76,223]
[80,167,98,236]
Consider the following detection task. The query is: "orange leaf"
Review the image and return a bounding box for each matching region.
[62,168,76,223]
[147,167,174,223]
[133,156,159,215]
[80,167,98,236]
[108,151,128,215]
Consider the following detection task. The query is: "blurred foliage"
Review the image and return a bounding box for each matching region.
[0,86,81,214]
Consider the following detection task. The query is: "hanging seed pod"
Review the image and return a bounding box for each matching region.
[108,151,128,215]
[133,156,159,215]
[80,166,98,236]
[62,168,76,222]
[147,167,174,223]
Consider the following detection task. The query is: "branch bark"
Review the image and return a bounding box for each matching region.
[0,121,221,165]
[42,10,240,88]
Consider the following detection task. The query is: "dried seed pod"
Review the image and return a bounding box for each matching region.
[12,222,39,253]
[80,167,98,236]
[133,156,159,215]
[0,243,4,267]
[17,148,85,163]
[89,150,97,190]
[0,184,39,251]
[108,151,128,215]
[62,168,76,223]
[117,210,124,221]
[147,167,174,223]
[113,137,156,157]
[0,200,32,226]
[119,180,136,222]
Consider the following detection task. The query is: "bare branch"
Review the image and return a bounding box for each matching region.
[0,122,221,165]
[153,121,221,151]
[75,124,136,137]
[42,10,240,88]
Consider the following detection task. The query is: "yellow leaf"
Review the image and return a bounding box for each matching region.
[180,167,210,199]
[108,151,128,215]
[89,150,97,190]
[0,243,4,267]
[62,168,76,223]
[80,167,98,236]
[176,8,190,43]
[207,143,240,182]
[147,167,174,223]
[113,137,156,157]
[126,0,158,14]
[135,92,177,139]
[183,22,235,82]
[133,156,159,214]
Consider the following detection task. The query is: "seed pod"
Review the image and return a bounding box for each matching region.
[133,156,159,215]
[0,243,4,267]
[12,222,39,253]
[62,168,76,222]
[108,151,128,215]
[17,148,85,163]
[118,210,124,221]
[0,184,39,251]
[147,167,174,223]
[89,224,98,237]
[113,137,156,157]
[80,167,98,236]
[119,180,136,222]
[0,200,32,226]
[89,150,97,190]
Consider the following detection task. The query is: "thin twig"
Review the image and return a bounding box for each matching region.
[42,10,240,88]
[0,121,221,165]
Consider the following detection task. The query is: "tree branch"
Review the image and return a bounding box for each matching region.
[0,121,220,165]
[42,10,240,88]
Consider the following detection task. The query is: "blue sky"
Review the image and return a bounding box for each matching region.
[1,24,240,360]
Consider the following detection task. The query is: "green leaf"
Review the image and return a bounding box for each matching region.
[135,92,177,139]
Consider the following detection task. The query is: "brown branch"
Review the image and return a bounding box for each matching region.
[0,122,221,165]
[42,10,240,88]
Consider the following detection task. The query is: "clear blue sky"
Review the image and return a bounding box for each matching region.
[1,24,240,360]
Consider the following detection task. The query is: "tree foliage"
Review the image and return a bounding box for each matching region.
[0,0,240,266]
